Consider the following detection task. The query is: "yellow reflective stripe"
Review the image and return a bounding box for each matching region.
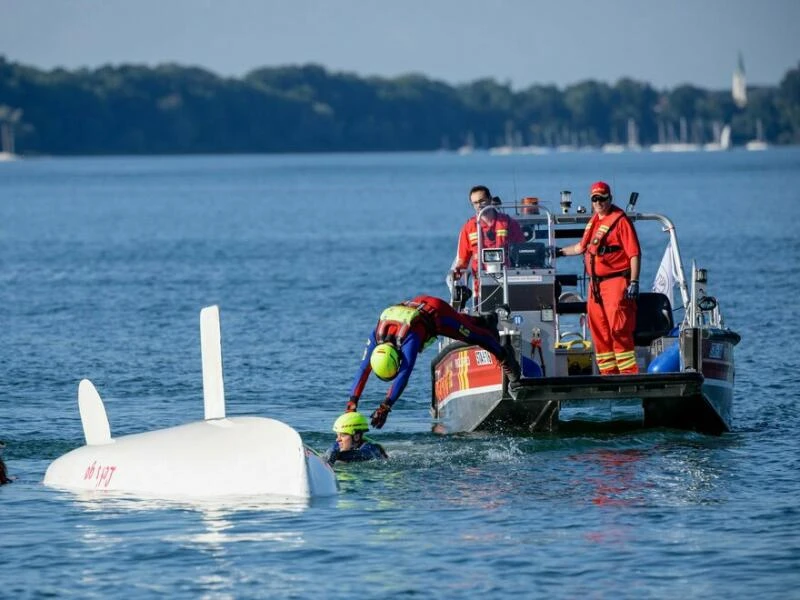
[615,351,637,370]
[458,350,470,389]
[595,351,617,371]
[379,304,420,325]
[468,232,479,242]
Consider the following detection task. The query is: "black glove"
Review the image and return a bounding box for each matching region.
[370,402,392,429]
[625,280,640,300]
[345,397,358,413]
[554,247,565,258]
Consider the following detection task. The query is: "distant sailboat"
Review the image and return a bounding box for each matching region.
[732,53,747,109]
[601,118,642,153]
[650,117,700,152]
[703,123,732,152]
[746,119,768,151]
[0,105,21,161]
[457,131,477,155]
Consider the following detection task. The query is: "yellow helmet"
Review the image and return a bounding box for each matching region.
[332,411,369,435]
[370,343,400,381]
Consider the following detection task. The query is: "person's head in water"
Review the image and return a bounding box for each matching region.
[332,412,370,451]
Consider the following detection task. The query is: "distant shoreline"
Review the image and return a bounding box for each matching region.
[1,56,798,155]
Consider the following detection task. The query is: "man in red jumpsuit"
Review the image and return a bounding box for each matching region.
[345,295,521,429]
[556,181,641,374]
[449,185,526,292]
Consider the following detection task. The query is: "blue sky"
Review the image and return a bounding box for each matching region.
[1,0,797,90]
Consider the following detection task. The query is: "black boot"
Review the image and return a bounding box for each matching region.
[475,313,498,333]
[502,354,521,383]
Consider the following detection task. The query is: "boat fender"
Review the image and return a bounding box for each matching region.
[521,356,543,378]
[647,341,680,373]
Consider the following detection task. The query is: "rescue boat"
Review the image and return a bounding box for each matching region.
[432,192,741,435]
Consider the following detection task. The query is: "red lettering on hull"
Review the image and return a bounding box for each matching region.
[83,461,118,488]
[434,347,502,404]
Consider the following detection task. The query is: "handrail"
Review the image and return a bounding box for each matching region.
[470,204,690,315]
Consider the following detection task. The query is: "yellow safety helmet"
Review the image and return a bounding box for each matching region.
[332,411,369,435]
[370,343,401,381]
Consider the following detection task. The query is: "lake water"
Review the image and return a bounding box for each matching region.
[2,148,800,598]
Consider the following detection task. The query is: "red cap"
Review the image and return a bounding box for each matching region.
[590,181,611,198]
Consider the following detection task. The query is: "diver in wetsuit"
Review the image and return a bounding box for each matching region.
[324,412,388,466]
[346,295,521,429]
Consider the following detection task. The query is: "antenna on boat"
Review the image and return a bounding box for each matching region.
[626,191,639,213]
[512,168,518,213]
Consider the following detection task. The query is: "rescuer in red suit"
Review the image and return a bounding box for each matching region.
[449,185,526,291]
[556,181,641,375]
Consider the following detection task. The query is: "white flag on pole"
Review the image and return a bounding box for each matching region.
[652,241,677,307]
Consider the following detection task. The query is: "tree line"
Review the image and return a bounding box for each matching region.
[0,55,798,155]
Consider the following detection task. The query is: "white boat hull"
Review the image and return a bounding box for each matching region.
[44,306,339,500]
[44,416,338,498]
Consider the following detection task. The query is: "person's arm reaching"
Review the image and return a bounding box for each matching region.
[370,334,422,428]
[556,242,584,257]
[347,331,377,411]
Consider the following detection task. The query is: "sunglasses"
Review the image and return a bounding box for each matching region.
[591,195,610,203]
[472,198,490,207]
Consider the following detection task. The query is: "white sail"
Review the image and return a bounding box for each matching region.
[746,119,768,151]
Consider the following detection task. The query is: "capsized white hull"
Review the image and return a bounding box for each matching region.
[44,416,337,498]
[43,306,339,500]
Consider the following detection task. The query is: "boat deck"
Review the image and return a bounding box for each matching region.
[488,371,728,435]
[509,371,704,403]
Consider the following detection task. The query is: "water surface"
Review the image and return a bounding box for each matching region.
[2,149,800,598]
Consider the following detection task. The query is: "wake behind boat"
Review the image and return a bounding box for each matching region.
[432,193,740,435]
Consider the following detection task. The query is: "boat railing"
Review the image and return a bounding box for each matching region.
[460,202,719,358]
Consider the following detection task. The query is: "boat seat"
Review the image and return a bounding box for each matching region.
[556,274,579,287]
[634,292,674,346]
[556,291,586,314]
[555,292,673,346]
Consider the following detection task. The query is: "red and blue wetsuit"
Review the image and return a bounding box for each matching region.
[349,295,510,410]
